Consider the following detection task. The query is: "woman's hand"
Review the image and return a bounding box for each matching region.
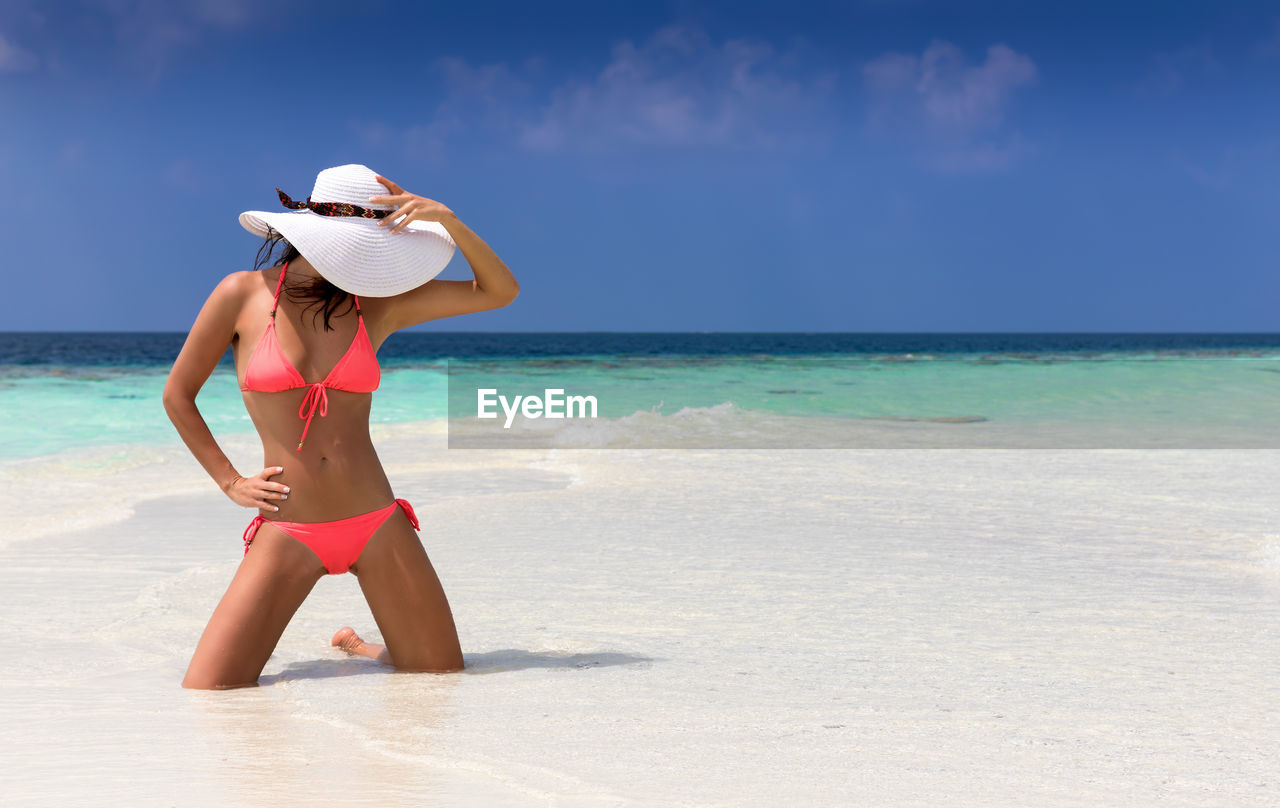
[369,175,456,234]
[225,466,290,511]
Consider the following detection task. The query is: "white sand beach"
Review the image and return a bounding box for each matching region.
[2,424,1279,806]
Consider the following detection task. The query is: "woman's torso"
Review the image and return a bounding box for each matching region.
[233,263,394,521]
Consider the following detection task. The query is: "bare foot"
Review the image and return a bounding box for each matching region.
[330,626,393,665]
[331,626,364,654]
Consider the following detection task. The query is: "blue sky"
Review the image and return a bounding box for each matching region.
[2,0,1277,332]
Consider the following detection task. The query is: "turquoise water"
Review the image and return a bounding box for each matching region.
[0,366,451,459]
[444,355,1280,423]
[3,348,1279,457]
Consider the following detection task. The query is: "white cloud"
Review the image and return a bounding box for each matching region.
[350,56,538,166]
[518,23,835,151]
[77,0,299,84]
[0,0,287,79]
[0,31,37,72]
[352,23,835,160]
[863,40,1036,133]
[862,40,1037,172]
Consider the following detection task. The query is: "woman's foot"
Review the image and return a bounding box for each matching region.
[331,626,393,665]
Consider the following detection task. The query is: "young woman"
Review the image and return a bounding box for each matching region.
[163,165,519,689]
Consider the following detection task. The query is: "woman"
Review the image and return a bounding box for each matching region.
[163,165,519,689]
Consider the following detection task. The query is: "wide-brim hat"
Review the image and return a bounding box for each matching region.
[238,163,457,297]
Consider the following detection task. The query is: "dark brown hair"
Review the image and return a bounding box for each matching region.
[252,226,356,332]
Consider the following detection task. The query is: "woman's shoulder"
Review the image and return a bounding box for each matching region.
[219,266,280,291]
[205,268,272,311]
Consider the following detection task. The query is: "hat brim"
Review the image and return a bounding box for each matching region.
[238,209,457,297]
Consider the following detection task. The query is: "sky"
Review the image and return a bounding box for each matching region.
[1,0,1278,332]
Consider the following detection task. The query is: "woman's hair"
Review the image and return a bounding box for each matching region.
[252,226,357,332]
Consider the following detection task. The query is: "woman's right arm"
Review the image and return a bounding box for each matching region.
[162,272,286,510]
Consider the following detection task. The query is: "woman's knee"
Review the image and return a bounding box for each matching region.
[180,670,260,690]
[386,640,464,674]
[392,661,465,675]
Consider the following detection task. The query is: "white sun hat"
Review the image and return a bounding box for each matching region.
[238,163,457,297]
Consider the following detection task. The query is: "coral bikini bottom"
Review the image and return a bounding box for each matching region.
[242,497,420,575]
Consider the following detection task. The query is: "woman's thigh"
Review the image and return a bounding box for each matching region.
[351,506,464,673]
[181,522,326,689]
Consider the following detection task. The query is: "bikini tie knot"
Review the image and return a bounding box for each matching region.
[394,498,421,531]
[297,382,328,450]
[243,515,266,555]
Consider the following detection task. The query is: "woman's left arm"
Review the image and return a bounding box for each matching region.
[370,175,520,331]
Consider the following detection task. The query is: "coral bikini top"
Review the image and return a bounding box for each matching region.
[240,260,380,451]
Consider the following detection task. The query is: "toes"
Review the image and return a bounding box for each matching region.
[331,626,358,649]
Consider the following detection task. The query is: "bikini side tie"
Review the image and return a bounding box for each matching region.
[297,382,329,451]
[243,515,265,555]
[394,498,421,531]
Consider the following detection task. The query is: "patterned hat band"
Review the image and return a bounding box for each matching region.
[276,187,390,220]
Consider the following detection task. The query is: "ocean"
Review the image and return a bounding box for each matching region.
[3,331,1279,458]
[3,331,1279,806]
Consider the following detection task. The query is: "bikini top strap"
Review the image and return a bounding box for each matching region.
[270,261,288,318]
[353,294,362,316]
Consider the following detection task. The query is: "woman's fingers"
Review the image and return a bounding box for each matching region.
[393,206,418,233]
[375,197,416,226]
[385,201,418,233]
[375,174,405,194]
[249,466,287,510]
[369,192,411,206]
[254,484,281,510]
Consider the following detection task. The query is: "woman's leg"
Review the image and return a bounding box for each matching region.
[346,504,464,673]
[182,522,327,689]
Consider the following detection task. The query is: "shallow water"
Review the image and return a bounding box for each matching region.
[3,425,1279,805]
